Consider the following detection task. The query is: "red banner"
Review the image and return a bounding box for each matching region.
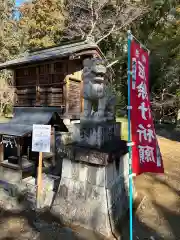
[130,40,164,175]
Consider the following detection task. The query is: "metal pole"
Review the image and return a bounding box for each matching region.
[127,30,133,240]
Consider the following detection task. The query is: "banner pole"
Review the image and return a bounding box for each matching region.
[127,30,133,240]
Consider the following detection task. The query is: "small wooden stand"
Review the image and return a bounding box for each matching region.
[32,124,51,209]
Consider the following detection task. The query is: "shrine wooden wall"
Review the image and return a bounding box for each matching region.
[14,58,83,116]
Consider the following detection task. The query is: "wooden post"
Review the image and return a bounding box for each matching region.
[80,80,84,113]
[0,136,4,177]
[37,152,43,208]
[65,76,69,115]
[52,127,56,167]
[36,67,40,106]
[0,136,4,163]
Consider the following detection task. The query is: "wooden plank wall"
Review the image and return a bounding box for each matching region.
[14,58,83,117]
[15,61,66,107]
[65,60,82,116]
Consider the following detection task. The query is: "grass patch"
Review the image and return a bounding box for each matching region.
[116,118,180,142]
[116,117,128,141]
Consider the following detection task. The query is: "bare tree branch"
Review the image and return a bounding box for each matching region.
[87,0,97,37]
[64,0,149,44]
[96,6,148,44]
[96,24,116,44]
[107,59,119,68]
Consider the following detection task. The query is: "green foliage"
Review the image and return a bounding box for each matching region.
[116,117,128,140]
[133,1,180,91]
[0,0,179,123]
[0,1,21,116]
[19,0,65,50]
[99,1,180,122]
[0,0,20,62]
[133,1,180,122]
[99,35,128,111]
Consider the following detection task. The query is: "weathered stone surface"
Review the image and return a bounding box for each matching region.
[0,188,24,211]
[106,176,129,209]
[61,158,73,179]
[81,58,116,123]
[52,187,110,236]
[21,174,59,209]
[105,162,116,188]
[95,167,105,187]
[51,152,135,239]
[61,158,106,187]
[71,122,121,148]
[74,147,109,165]
[105,153,129,189]
[55,132,73,148]
[57,176,106,202]
[119,153,129,178]
[0,167,21,184]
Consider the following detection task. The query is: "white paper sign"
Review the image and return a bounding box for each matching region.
[32,125,51,153]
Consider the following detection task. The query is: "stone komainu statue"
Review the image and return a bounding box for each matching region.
[82,58,116,122]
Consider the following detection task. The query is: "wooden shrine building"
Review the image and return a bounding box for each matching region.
[0,40,106,188]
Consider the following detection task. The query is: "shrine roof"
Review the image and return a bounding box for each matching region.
[0,107,64,137]
[0,40,104,70]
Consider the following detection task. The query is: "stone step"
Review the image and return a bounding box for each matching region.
[22,175,55,209]
[24,188,37,208]
[23,176,35,184]
[22,177,36,189]
[23,175,55,191]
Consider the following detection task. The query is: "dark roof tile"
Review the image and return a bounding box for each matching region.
[0,40,103,70]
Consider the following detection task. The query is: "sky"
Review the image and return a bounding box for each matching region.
[15,0,25,6]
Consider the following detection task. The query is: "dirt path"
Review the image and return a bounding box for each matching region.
[122,137,180,240]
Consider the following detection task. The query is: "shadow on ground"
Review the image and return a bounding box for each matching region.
[0,190,106,240]
[120,166,180,240]
[128,207,180,239]
[0,176,180,240]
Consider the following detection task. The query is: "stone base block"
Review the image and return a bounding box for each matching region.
[0,167,21,184]
[55,132,73,146]
[22,174,60,209]
[74,147,109,165]
[71,122,121,148]
[51,152,135,239]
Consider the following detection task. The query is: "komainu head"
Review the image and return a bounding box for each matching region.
[82,58,107,83]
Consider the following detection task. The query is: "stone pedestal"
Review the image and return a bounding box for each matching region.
[51,151,133,239]
[71,122,120,148]
[51,121,136,239]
